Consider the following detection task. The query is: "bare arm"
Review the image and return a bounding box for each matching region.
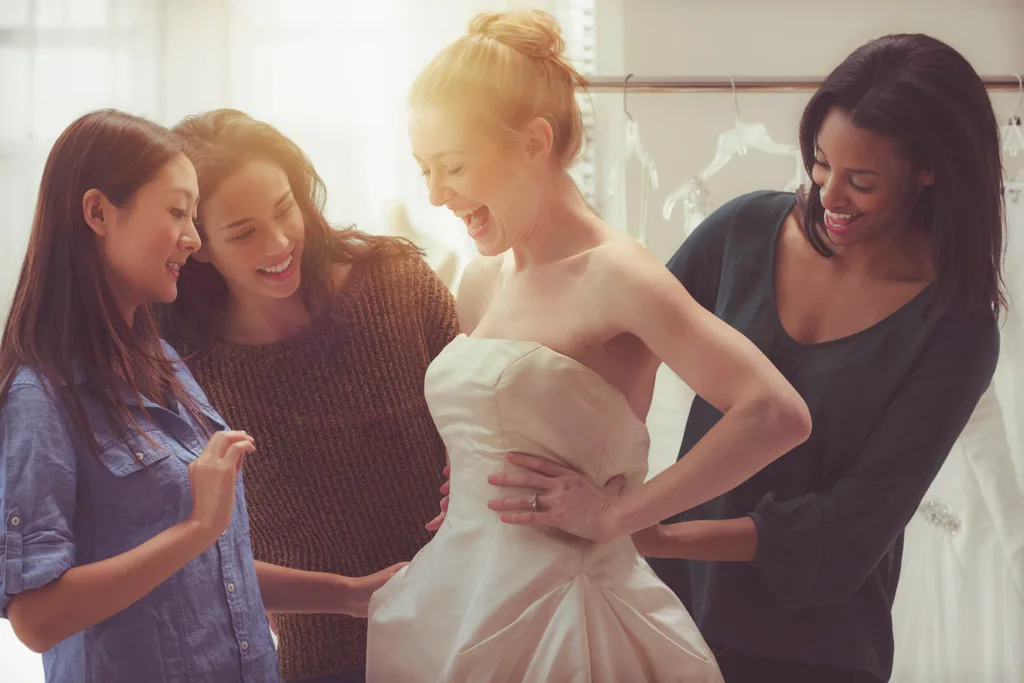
[488,242,810,542]
[604,243,811,536]
[255,561,403,618]
[643,311,999,613]
[632,517,758,562]
[8,520,217,653]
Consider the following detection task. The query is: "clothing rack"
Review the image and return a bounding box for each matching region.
[583,75,1024,93]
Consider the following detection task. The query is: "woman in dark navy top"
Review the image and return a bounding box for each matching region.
[640,35,1004,683]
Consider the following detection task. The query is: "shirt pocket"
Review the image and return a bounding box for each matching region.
[97,432,175,476]
[90,431,188,540]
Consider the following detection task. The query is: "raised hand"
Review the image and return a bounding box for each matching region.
[187,430,255,543]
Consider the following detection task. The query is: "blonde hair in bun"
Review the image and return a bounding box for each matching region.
[411,9,587,169]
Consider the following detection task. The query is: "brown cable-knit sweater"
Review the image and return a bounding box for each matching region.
[186,254,458,680]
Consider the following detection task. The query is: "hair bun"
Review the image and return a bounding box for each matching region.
[468,9,566,60]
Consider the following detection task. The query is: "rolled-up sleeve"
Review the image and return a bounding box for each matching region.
[1,381,78,617]
[749,309,1000,614]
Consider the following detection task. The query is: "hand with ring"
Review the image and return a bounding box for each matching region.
[487,452,628,543]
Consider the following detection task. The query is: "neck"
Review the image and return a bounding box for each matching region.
[121,305,137,329]
[222,290,312,345]
[509,172,604,269]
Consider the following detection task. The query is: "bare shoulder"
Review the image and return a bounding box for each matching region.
[582,235,699,336]
[456,254,504,334]
[585,236,667,292]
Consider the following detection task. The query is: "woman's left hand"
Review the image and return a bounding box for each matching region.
[487,452,627,543]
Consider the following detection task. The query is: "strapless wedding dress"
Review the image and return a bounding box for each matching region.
[366,334,722,682]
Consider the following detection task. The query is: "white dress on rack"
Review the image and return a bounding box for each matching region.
[366,335,723,683]
[890,182,1024,683]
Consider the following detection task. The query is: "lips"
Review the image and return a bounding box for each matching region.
[166,260,185,277]
[450,205,491,240]
[824,210,866,234]
[256,252,296,282]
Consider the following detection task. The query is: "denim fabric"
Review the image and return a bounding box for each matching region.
[0,342,279,683]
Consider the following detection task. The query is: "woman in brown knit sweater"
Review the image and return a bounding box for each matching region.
[156,109,457,683]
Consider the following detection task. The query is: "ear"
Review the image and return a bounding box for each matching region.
[521,117,554,166]
[82,189,115,237]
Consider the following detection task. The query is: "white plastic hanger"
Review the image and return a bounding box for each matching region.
[664,78,796,220]
[608,74,659,247]
[1001,74,1024,159]
[783,151,809,193]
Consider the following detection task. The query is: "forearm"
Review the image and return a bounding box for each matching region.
[614,398,806,536]
[8,520,214,653]
[254,561,351,614]
[636,517,757,562]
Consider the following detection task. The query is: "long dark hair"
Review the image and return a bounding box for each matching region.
[0,109,208,453]
[157,109,420,354]
[797,34,1006,315]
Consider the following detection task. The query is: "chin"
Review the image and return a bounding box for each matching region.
[255,270,302,299]
[475,242,509,258]
[473,231,513,258]
[156,284,179,305]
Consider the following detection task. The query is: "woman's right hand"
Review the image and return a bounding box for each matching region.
[187,430,255,542]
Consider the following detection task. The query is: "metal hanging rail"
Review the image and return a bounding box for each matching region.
[582,75,1024,93]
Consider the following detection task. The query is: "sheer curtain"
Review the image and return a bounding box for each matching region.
[0,0,595,321]
[0,1,594,679]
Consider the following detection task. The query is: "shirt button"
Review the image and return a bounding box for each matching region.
[240,641,249,651]
[227,583,235,593]
[133,452,144,462]
[10,516,20,527]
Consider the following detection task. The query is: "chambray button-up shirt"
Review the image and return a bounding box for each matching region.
[0,344,279,683]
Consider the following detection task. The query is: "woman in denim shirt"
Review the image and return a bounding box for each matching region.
[0,110,400,683]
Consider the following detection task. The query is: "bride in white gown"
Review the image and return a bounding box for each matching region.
[366,10,812,682]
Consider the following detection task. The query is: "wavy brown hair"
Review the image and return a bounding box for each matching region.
[157,109,420,354]
[0,109,208,453]
[797,34,1006,315]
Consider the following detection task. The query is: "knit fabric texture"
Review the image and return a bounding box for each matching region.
[185,254,458,679]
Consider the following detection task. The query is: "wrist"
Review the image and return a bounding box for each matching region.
[333,574,356,613]
[180,518,221,550]
[599,493,632,542]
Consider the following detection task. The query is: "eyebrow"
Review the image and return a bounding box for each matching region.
[413,151,467,163]
[220,190,294,230]
[167,187,198,201]
[813,147,880,176]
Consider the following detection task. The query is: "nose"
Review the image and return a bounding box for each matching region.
[267,225,290,255]
[179,219,201,252]
[427,176,452,208]
[818,173,846,211]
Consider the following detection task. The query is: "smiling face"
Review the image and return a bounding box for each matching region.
[811,107,935,247]
[85,153,201,318]
[409,105,563,257]
[195,159,305,303]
